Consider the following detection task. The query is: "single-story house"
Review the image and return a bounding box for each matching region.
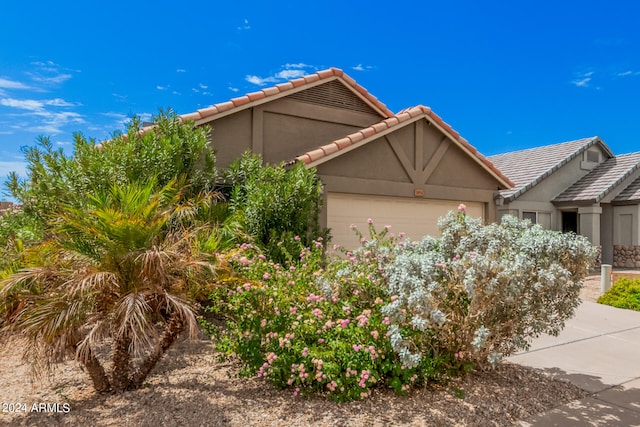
[174,68,513,249]
[488,138,640,267]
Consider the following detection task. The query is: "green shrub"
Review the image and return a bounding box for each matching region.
[226,152,327,263]
[207,209,597,401]
[383,208,598,369]
[598,277,640,311]
[206,225,446,401]
[5,109,216,227]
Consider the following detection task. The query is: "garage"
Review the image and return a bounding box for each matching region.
[327,192,484,250]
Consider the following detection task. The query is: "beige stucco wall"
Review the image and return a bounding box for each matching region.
[207,88,383,168]
[316,118,504,228]
[613,205,638,246]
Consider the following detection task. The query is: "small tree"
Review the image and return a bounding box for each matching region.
[5,109,216,227]
[0,180,221,392]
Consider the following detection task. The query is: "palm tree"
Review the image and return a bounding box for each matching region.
[0,179,223,392]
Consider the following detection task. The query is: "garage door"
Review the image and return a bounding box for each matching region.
[327,193,483,250]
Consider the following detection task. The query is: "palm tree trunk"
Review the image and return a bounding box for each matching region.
[111,334,132,392]
[78,347,111,393]
[130,313,184,389]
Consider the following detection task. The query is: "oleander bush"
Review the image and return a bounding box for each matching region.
[597,277,640,311]
[225,152,327,264]
[206,207,597,401]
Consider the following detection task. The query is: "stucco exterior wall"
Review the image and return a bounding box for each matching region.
[207,85,383,168]
[316,118,504,225]
[613,205,638,246]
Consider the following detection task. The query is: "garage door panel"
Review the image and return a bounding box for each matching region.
[327,193,483,250]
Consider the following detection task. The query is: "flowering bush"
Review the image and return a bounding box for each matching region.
[383,207,598,369]
[204,208,596,401]
[206,225,445,401]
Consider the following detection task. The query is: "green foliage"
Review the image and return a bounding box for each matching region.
[226,152,327,262]
[0,180,223,392]
[0,207,42,278]
[598,277,640,311]
[383,209,598,369]
[205,211,596,401]
[205,225,447,402]
[5,110,216,226]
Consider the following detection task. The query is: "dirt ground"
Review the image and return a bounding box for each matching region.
[0,277,602,427]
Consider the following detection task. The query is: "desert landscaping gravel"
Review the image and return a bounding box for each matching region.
[0,277,601,426]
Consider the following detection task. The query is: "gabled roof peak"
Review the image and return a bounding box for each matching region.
[179,67,394,125]
[489,136,613,201]
[292,104,513,189]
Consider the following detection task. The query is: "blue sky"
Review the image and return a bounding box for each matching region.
[2,0,640,200]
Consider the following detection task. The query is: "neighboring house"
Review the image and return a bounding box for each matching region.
[174,68,513,249]
[489,138,640,267]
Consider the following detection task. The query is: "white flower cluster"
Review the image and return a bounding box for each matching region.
[382,211,597,368]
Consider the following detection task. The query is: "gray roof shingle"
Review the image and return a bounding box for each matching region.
[553,152,640,203]
[613,176,640,202]
[487,137,607,201]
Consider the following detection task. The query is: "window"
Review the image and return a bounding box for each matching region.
[522,211,551,229]
[522,211,537,223]
[586,149,600,163]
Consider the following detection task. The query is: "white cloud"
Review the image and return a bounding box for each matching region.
[352,64,374,72]
[246,64,317,86]
[199,83,208,89]
[228,86,239,92]
[0,97,77,111]
[237,19,251,30]
[0,78,31,90]
[284,63,311,69]
[176,69,186,73]
[617,70,640,77]
[275,69,305,79]
[157,85,168,91]
[572,71,593,87]
[172,90,181,95]
[31,73,72,85]
[246,75,277,86]
[0,98,45,111]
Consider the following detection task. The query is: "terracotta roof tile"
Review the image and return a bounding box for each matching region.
[321,144,339,156]
[215,101,235,113]
[275,82,295,92]
[303,74,320,84]
[231,96,250,107]
[334,138,352,150]
[488,137,611,201]
[197,106,219,118]
[180,112,200,121]
[293,105,513,188]
[153,67,394,129]
[291,78,306,88]
[307,148,326,162]
[261,87,280,96]
[247,91,264,101]
[317,69,336,79]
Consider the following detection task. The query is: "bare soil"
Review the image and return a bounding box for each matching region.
[0,278,601,427]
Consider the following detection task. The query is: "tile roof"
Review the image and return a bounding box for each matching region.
[613,176,640,202]
[291,105,514,189]
[178,67,394,125]
[553,152,640,203]
[487,137,610,201]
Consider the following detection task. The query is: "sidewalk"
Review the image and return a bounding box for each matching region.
[508,301,640,426]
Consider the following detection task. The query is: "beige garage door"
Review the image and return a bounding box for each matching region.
[327,193,483,250]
